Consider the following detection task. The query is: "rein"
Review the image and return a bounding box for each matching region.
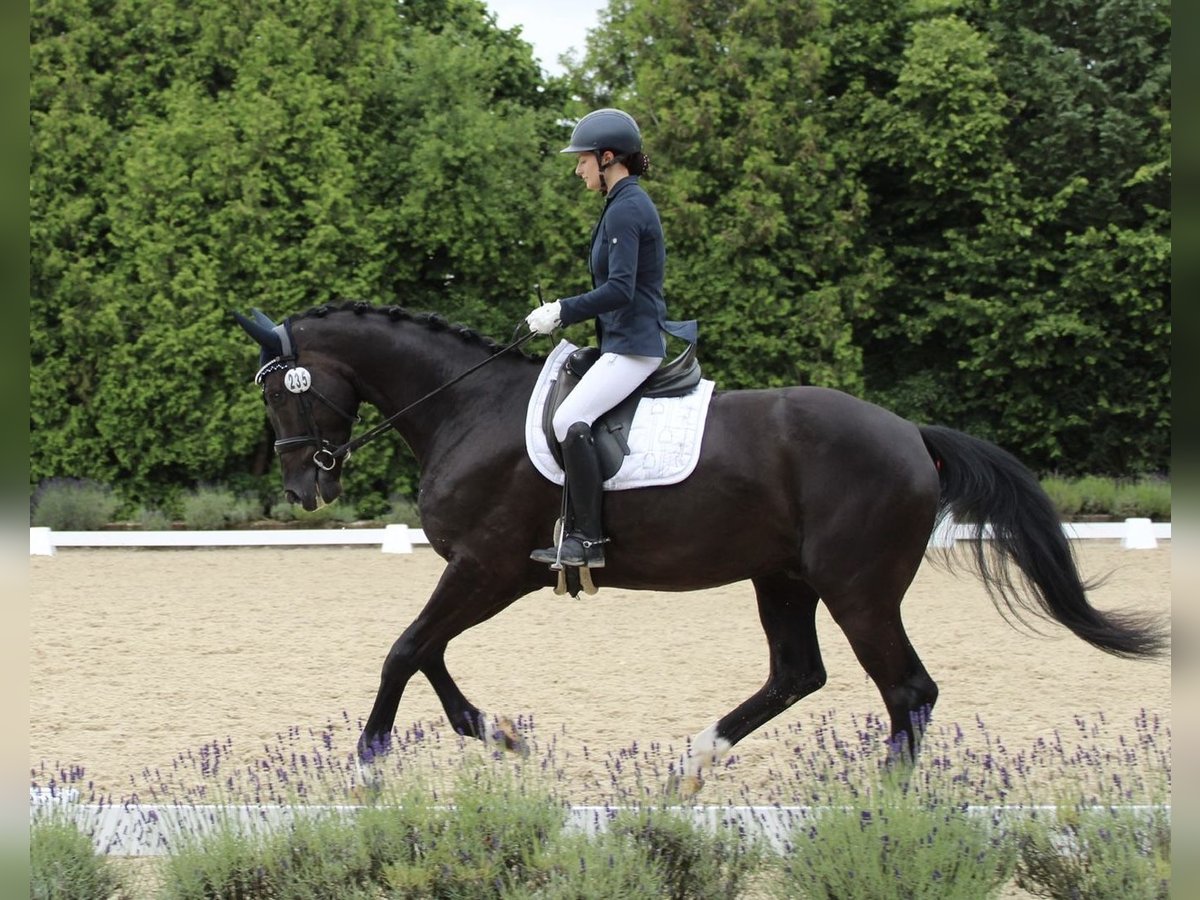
[309,328,540,471]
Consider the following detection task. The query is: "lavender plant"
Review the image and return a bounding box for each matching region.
[30,478,121,530]
[179,486,260,530]
[771,788,1017,899]
[28,709,1170,899]
[1014,804,1170,899]
[609,805,766,899]
[30,811,129,899]
[155,756,759,899]
[1010,713,1172,900]
[158,825,273,900]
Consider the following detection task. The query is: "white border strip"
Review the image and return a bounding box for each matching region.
[30,524,428,554]
[1061,521,1172,540]
[30,797,1169,857]
[926,518,1168,548]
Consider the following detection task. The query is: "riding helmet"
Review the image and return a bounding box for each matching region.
[560,108,642,156]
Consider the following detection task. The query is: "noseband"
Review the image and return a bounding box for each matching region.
[255,356,361,471]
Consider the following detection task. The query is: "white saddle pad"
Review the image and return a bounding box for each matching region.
[524,340,716,490]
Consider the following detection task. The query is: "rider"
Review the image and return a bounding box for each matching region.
[526,108,696,570]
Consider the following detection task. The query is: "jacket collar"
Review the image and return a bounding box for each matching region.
[605,175,639,202]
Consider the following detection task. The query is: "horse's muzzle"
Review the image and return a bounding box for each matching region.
[283,465,341,511]
[317,467,343,505]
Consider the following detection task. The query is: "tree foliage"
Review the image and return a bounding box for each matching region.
[30,0,580,510]
[836,0,1171,473]
[29,0,1170,515]
[575,0,873,390]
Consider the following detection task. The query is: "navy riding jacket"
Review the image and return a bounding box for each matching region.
[558,177,696,356]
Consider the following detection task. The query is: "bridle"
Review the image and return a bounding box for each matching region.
[255,323,539,472]
[255,355,362,471]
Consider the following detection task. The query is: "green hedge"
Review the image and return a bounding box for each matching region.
[27,476,1171,531]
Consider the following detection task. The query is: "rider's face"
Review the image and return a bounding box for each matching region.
[575,152,608,192]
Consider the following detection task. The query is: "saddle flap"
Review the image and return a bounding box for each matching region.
[543,369,628,479]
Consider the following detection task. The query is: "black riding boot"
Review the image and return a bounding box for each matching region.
[531,421,607,568]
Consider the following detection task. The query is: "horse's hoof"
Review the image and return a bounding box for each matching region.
[348,767,385,805]
[348,783,382,805]
[488,715,529,756]
[348,751,388,803]
[665,773,704,801]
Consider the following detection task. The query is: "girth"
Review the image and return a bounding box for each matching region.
[541,344,702,480]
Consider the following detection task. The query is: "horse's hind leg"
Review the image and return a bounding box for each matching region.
[825,590,938,760]
[679,573,825,790]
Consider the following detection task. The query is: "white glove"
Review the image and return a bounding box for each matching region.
[525,300,562,335]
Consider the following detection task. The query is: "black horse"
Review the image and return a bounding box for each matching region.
[235,302,1165,794]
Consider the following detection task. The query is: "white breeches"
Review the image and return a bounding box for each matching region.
[552,352,661,443]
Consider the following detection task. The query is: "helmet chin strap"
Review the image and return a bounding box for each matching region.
[595,150,616,195]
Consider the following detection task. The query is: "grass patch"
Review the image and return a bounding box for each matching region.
[1039,478,1083,519]
[1074,475,1120,515]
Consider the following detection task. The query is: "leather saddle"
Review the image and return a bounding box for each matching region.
[541,344,702,480]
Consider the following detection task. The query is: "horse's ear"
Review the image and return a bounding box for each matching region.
[233,310,282,357]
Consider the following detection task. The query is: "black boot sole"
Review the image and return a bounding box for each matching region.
[530,544,605,568]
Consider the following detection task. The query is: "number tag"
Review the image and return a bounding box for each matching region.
[284,367,312,394]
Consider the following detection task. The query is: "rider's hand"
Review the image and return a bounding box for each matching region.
[525,300,562,335]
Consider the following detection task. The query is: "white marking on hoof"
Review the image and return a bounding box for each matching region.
[666,773,704,801]
[684,723,732,779]
[350,756,383,804]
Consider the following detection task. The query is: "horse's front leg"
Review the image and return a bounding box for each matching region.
[422,652,528,754]
[357,558,533,762]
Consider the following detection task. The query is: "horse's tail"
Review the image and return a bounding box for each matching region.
[919,424,1167,659]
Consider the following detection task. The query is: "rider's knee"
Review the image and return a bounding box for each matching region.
[564,421,592,444]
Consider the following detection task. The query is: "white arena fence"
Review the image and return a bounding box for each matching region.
[29,524,427,555]
[30,518,1169,556]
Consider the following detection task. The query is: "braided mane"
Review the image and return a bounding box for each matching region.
[293,300,541,360]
